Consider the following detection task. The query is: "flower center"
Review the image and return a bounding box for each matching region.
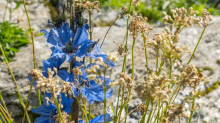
[62,39,78,54]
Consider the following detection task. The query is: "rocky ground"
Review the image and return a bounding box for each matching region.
[1,1,220,123]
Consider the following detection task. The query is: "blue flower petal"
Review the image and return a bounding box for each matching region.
[40,29,49,38]
[57,70,74,82]
[60,93,74,114]
[50,46,66,58]
[76,40,95,58]
[42,55,65,73]
[90,113,111,123]
[73,25,89,47]
[32,104,56,117]
[34,116,51,123]
[78,114,111,123]
[81,80,113,104]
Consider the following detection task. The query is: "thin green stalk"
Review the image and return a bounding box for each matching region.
[150,103,158,123]
[103,69,107,123]
[116,86,125,123]
[0,105,8,122]
[146,103,154,123]
[161,84,181,122]
[131,38,136,79]
[22,0,42,107]
[116,0,132,122]
[0,109,6,123]
[104,87,107,123]
[71,90,89,123]
[0,104,11,122]
[142,33,149,76]
[140,100,150,123]
[124,88,132,122]
[22,80,34,123]
[89,104,91,120]
[22,0,36,69]
[0,44,31,123]
[53,89,65,123]
[156,47,159,74]
[188,95,196,123]
[89,11,92,63]
[187,26,206,65]
[154,100,162,123]
[0,92,8,114]
[115,85,121,123]
[169,55,172,79]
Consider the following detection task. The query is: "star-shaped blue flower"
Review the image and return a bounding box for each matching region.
[32,92,73,123]
[41,22,95,62]
[58,61,113,104]
[79,113,111,123]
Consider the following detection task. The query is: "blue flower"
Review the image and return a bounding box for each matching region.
[59,61,113,104]
[28,55,65,86]
[86,43,115,68]
[79,113,111,123]
[32,92,73,123]
[41,22,95,62]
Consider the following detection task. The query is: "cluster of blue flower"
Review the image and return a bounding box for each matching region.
[29,18,114,123]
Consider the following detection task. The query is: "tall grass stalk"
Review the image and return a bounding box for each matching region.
[0,92,8,114]
[115,0,132,122]
[0,43,31,123]
[52,89,65,123]
[0,109,6,123]
[187,26,207,65]
[187,26,207,123]
[22,80,35,123]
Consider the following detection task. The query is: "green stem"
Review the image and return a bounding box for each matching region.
[22,0,36,69]
[142,33,149,76]
[53,89,65,123]
[124,88,132,122]
[104,69,107,123]
[0,43,31,123]
[187,26,206,65]
[0,92,8,114]
[89,104,91,120]
[146,103,154,123]
[188,95,196,123]
[22,80,35,123]
[0,109,6,123]
[161,84,180,122]
[115,85,121,123]
[140,100,150,123]
[131,38,136,79]
[22,0,41,107]
[156,47,159,74]
[116,86,125,123]
[89,11,92,63]
[169,55,172,78]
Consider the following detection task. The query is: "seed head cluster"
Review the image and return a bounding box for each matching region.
[119,72,135,88]
[179,64,205,89]
[136,72,176,103]
[128,15,151,39]
[75,0,100,13]
[162,103,190,123]
[30,69,43,81]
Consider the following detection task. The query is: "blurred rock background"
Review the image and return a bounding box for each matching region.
[1,0,220,122]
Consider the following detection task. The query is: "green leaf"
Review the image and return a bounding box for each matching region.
[14,1,21,10]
